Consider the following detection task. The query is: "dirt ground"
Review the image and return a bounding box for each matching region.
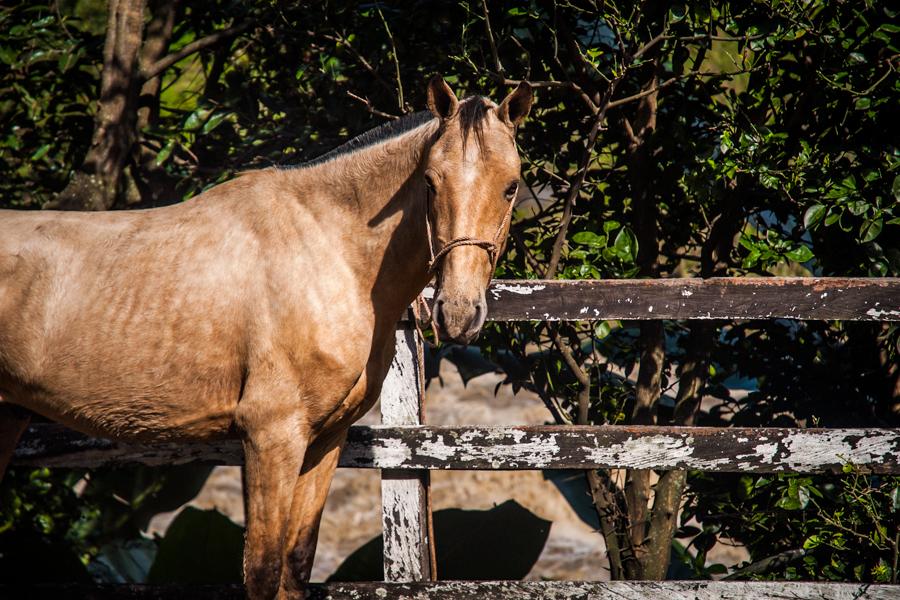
[149,360,748,582]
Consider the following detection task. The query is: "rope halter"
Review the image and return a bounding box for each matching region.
[415,186,516,340]
[424,190,515,275]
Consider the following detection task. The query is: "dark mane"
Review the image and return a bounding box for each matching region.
[295,111,434,168]
[292,96,492,168]
[458,95,490,151]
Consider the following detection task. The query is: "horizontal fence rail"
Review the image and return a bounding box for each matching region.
[1,581,896,599]
[15,424,900,474]
[472,277,900,321]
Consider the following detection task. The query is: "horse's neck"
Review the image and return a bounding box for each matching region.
[289,122,438,323]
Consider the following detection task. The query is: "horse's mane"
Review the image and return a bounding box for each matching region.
[294,96,491,168]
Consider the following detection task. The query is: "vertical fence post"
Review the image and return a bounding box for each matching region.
[379,321,435,582]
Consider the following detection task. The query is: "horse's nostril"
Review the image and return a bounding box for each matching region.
[472,303,484,325]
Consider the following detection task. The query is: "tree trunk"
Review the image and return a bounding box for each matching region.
[51,0,148,211]
[131,0,180,206]
[621,59,663,581]
[641,198,744,578]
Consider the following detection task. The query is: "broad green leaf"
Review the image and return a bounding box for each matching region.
[571,231,605,247]
[785,245,814,262]
[860,217,883,243]
[201,111,231,134]
[155,139,176,166]
[847,200,868,216]
[594,320,611,339]
[803,204,826,229]
[613,227,636,260]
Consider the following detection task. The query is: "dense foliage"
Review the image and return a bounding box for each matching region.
[1,0,897,584]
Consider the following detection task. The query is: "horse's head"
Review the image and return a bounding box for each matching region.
[423,76,532,344]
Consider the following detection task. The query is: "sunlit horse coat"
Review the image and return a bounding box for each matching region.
[0,76,532,598]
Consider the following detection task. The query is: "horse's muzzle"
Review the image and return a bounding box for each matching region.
[433,292,487,345]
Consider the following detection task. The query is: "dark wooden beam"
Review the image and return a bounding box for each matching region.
[476,277,900,321]
[15,424,900,474]
[1,580,896,599]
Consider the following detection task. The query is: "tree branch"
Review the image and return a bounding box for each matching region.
[489,73,598,114]
[543,106,607,278]
[346,91,400,120]
[141,20,252,81]
[481,0,503,74]
[375,5,405,112]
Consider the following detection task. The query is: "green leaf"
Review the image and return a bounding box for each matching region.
[184,107,211,131]
[742,248,761,268]
[847,200,868,216]
[201,111,231,134]
[785,245,814,263]
[594,320,611,339]
[860,217,883,243]
[29,143,50,161]
[571,231,605,247]
[613,227,637,261]
[602,220,620,234]
[155,139,176,166]
[892,174,900,202]
[803,204,826,229]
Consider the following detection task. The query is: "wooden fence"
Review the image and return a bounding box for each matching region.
[8,277,900,599]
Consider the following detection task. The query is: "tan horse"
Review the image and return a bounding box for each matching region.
[0,76,531,598]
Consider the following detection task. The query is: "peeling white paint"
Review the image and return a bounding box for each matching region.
[867,307,900,318]
[368,438,414,467]
[734,442,779,467]
[586,435,696,469]
[783,430,854,471]
[490,283,546,299]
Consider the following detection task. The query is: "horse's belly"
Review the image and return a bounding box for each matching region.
[20,380,240,442]
[9,356,241,441]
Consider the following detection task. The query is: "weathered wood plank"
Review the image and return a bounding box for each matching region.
[14,425,900,474]
[379,327,434,582]
[474,277,900,321]
[343,425,900,473]
[1,581,896,599]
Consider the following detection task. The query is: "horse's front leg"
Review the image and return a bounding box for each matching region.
[277,429,347,599]
[236,377,309,600]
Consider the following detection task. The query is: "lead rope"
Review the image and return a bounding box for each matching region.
[414,193,515,339]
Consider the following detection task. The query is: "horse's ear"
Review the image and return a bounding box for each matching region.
[498,81,533,127]
[427,75,459,120]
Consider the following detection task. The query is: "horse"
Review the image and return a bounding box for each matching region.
[0,76,532,598]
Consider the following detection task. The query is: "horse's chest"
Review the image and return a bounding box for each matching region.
[301,329,396,435]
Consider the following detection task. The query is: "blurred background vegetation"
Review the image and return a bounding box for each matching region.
[1,0,898,585]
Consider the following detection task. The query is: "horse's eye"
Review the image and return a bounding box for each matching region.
[505,181,519,200]
[424,172,437,194]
